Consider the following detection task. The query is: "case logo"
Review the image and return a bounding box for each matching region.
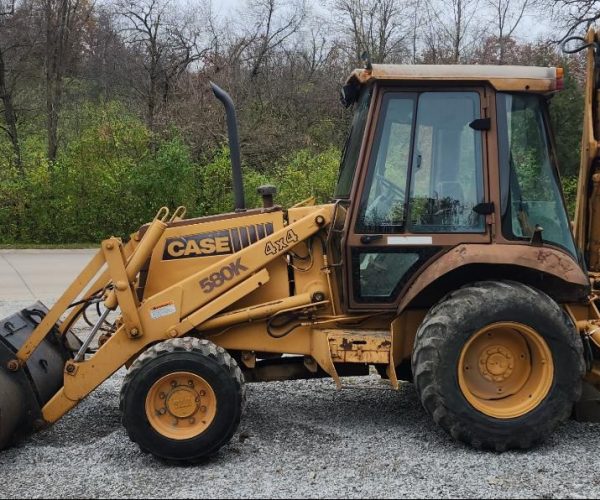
[163,223,274,260]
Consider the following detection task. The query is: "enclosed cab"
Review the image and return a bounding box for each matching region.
[331,64,587,314]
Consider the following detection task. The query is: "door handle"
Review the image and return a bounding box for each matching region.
[360,234,383,244]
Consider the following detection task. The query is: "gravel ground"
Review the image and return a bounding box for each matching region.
[1,300,600,499]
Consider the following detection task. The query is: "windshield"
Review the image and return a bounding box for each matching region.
[335,87,372,198]
[496,93,577,258]
[355,91,485,234]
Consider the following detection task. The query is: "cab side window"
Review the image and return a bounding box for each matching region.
[357,94,415,233]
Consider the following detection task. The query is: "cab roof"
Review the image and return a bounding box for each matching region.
[346,64,561,93]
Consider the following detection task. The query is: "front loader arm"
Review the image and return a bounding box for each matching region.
[41,207,332,423]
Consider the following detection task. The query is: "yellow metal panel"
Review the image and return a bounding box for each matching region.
[197,292,313,331]
[143,211,288,302]
[327,329,391,364]
[287,206,338,312]
[42,207,333,422]
[347,64,559,92]
[138,206,332,326]
[311,329,340,388]
[102,239,142,337]
[179,269,270,334]
[574,28,600,264]
[208,322,313,355]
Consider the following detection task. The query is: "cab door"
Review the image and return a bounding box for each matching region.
[345,86,491,310]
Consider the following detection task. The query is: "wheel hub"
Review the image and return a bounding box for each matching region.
[166,387,199,419]
[479,346,514,382]
[458,322,554,419]
[145,372,217,440]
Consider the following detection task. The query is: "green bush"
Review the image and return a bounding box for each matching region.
[561,175,578,219]
[0,102,343,244]
[0,103,200,243]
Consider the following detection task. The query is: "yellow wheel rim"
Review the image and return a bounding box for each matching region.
[458,322,554,419]
[145,371,217,440]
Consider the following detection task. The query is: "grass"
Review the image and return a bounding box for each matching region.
[0,243,100,249]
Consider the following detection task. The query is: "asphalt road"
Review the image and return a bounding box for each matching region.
[1,251,600,498]
[0,249,96,301]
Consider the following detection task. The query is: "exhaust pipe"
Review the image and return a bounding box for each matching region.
[210,82,246,212]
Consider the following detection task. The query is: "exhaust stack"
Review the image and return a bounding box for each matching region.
[210,82,246,211]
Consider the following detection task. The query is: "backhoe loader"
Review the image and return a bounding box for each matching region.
[4,30,600,462]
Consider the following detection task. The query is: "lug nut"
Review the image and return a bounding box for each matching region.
[188,380,194,387]
[171,381,178,388]
[189,417,195,424]
[159,392,166,400]
[200,406,207,413]
[199,390,206,397]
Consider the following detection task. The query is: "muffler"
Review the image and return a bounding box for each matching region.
[0,302,80,449]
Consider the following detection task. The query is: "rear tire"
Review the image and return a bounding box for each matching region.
[120,337,245,462]
[412,280,584,451]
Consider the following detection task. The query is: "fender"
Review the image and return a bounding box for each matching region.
[398,243,589,313]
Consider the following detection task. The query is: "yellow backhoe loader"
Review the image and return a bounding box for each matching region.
[4,29,600,462]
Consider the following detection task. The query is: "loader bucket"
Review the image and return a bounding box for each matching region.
[0,302,79,449]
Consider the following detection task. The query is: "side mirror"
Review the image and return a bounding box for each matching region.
[340,83,359,108]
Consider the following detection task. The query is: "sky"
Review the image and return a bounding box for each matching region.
[210,0,558,42]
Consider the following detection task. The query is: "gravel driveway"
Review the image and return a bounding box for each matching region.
[1,300,600,499]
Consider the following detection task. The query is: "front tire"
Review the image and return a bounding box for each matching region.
[412,280,584,451]
[120,337,245,462]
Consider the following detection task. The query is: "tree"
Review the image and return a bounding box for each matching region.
[117,0,206,134]
[0,2,21,169]
[486,0,532,63]
[80,7,132,102]
[0,0,36,171]
[240,0,307,78]
[552,0,600,39]
[422,0,481,63]
[43,0,91,162]
[333,0,413,63]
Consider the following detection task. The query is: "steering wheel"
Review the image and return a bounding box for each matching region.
[375,174,405,199]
